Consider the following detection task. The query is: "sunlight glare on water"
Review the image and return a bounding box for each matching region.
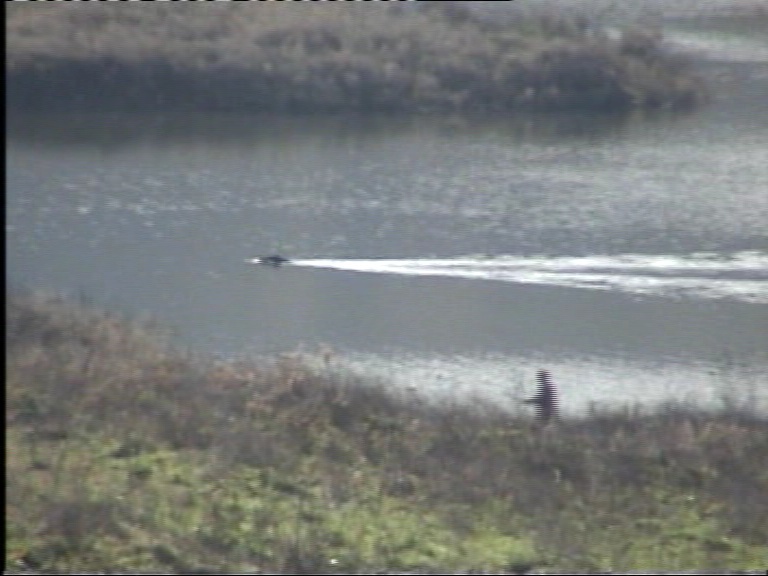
[302,350,768,416]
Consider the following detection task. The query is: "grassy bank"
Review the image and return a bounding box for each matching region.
[6,2,704,114]
[6,290,767,574]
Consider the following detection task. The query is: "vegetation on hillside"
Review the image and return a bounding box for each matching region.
[6,2,705,113]
[6,290,767,574]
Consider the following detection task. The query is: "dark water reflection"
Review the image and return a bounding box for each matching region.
[7,58,768,414]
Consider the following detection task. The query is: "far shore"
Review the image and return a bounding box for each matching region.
[6,2,706,114]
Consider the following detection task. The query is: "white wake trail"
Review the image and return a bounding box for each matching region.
[253,251,768,303]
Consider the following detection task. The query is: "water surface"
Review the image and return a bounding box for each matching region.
[7,19,767,414]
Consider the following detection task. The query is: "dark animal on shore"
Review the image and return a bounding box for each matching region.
[257,255,290,266]
[523,369,558,422]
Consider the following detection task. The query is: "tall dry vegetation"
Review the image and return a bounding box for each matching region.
[6,290,767,573]
[6,2,704,113]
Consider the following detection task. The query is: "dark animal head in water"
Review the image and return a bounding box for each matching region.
[258,255,290,266]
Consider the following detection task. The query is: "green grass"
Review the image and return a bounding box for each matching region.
[6,2,705,113]
[6,290,767,573]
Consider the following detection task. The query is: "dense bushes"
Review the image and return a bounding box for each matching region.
[6,2,705,113]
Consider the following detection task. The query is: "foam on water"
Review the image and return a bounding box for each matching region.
[252,251,768,304]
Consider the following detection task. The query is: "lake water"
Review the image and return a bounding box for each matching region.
[6,17,768,415]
